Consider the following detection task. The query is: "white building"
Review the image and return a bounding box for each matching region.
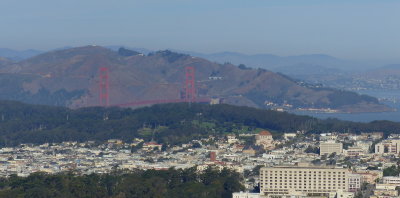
[320,141,343,155]
[382,176,400,185]
[319,133,338,141]
[344,146,366,157]
[373,183,399,197]
[348,174,362,192]
[260,164,351,197]
[375,139,400,155]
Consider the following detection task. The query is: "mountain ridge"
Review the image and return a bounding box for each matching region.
[0,48,43,61]
[0,45,392,112]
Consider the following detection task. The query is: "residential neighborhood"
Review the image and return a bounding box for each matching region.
[1,130,400,197]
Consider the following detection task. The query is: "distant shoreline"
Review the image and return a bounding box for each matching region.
[290,102,400,123]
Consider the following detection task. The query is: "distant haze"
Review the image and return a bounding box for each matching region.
[1,0,400,62]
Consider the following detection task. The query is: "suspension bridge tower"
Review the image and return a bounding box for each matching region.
[184,66,196,103]
[99,67,110,107]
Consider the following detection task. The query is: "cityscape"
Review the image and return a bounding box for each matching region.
[1,0,400,198]
[1,128,400,197]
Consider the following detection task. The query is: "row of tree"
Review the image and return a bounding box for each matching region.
[0,167,243,198]
[0,100,399,147]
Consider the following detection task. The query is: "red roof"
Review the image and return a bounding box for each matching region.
[259,130,272,136]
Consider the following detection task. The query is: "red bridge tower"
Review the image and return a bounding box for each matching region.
[184,66,196,102]
[99,67,109,107]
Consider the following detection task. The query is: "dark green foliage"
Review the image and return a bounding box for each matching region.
[0,100,398,147]
[383,165,400,176]
[238,64,251,70]
[0,101,316,147]
[304,146,320,154]
[327,90,378,108]
[118,48,140,57]
[342,142,354,149]
[149,50,188,63]
[0,168,244,198]
[28,88,86,107]
[366,166,379,170]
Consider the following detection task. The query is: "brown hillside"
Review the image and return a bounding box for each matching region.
[0,46,391,112]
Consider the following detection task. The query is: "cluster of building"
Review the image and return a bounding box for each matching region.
[2,130,400,197]
[233,132,400,198]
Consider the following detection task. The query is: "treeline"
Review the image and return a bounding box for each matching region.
[0,167,243,198]
[0,100,399,147]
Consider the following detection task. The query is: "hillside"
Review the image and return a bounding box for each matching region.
[0,101,399,147]
[0,57,12,67]
[0,48,43,61]
[188,51,371,71]
[0,45,391,112]
[315,64,400,91]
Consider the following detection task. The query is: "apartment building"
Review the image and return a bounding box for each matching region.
[373,184,399,197]
[382,176,400,185]
[348,174,362,192]
[344,146,367,157]
[259,164,350,197]
[320,141,343,155]
[375,139,400,155]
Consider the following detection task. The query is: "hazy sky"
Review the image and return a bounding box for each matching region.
[1,0,400,61]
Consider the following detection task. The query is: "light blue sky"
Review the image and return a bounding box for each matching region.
[1,0,399,61]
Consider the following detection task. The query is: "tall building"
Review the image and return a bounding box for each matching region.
[319,141,343,155]
[259,164,350,197]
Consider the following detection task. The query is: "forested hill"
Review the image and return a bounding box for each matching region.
[0,100,399,147]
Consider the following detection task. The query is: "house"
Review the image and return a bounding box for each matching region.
[142,142,162,151]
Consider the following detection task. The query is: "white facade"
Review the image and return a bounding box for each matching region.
[374,184,399,197]
[344,146,366,157]
[320,141,343,155]
[383,176,400,185]
[375,139,400,155]
[319,133,338,141]
[348,174,362,192]
[260,165,350,196]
